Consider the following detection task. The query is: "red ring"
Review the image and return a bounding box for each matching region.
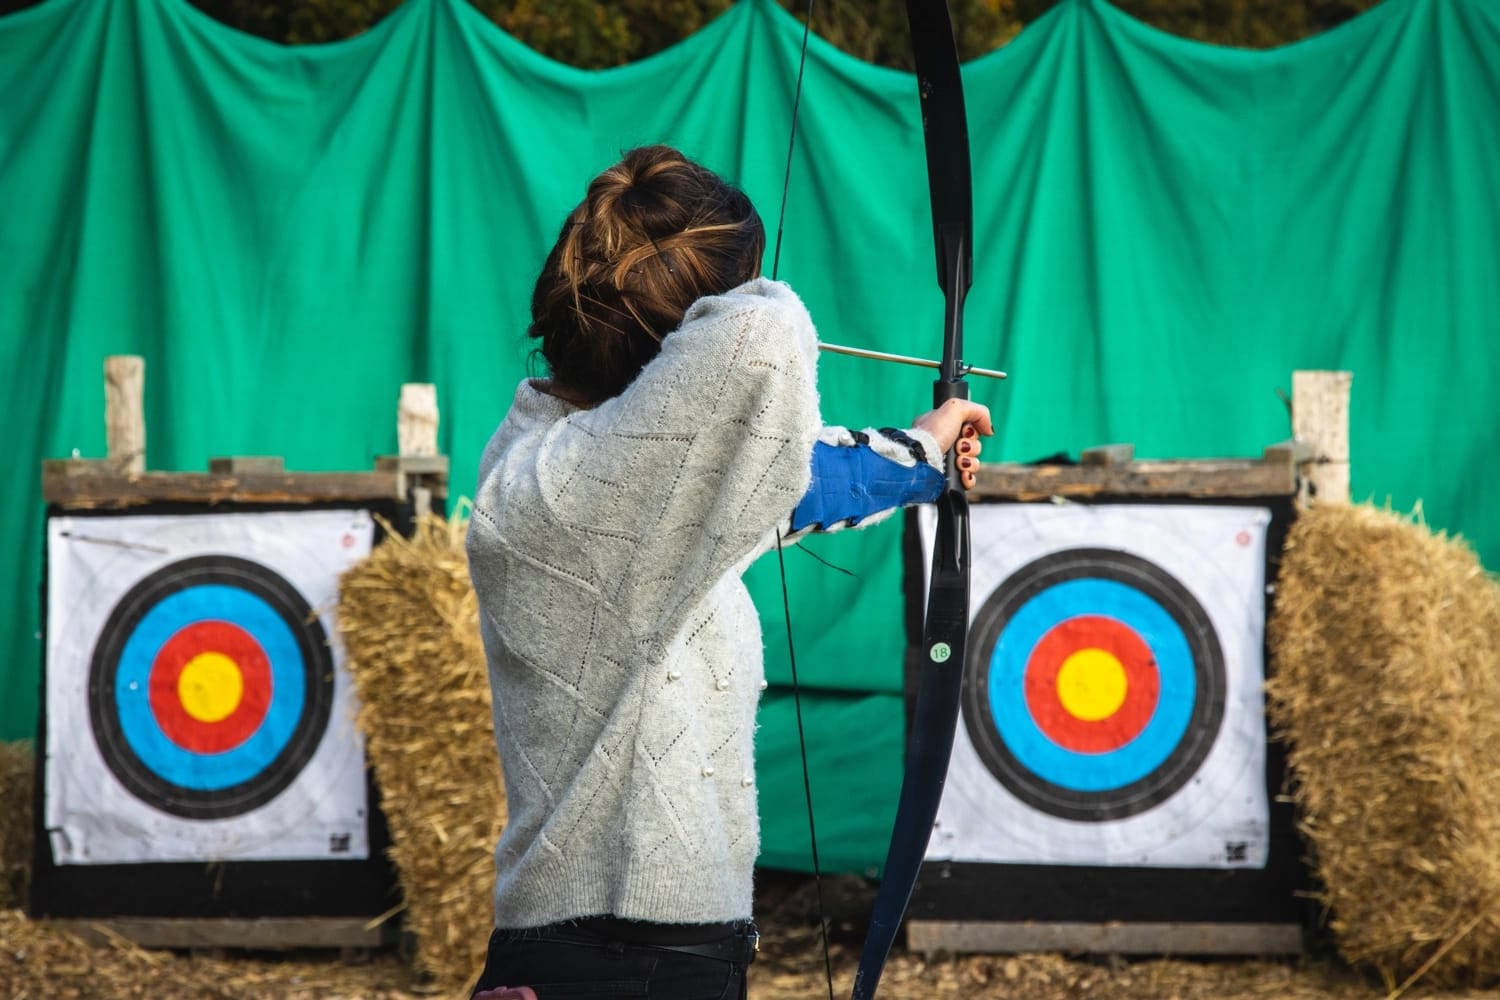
[148,621,271,753]
[1023,615,1159,753]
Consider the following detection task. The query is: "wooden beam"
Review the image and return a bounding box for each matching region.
[41,467,407,508]
[906,919,1303,957]
[46,916,396,951]
[969,457,1298,501]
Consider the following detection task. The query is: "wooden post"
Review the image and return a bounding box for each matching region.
[1291,370,1352,506]
[397,383,438,458]
[105,355,146,474]
[397,383,439,517]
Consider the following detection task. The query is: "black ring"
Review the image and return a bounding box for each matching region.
[961,547,1226,821]
[88,555,334,820]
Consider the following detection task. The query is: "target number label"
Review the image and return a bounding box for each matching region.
[88,555,335,820]
[962,547,1226,822]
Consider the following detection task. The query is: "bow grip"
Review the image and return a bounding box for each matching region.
[933,376,970,493]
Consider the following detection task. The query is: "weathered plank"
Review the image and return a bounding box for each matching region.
[907,919,1303,956]
[42,466,407,508]
[47,916,396,951]
[969,457,1298,501]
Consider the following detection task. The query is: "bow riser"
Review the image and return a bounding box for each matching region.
[934,224,972,399]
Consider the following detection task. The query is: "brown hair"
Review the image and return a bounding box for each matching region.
[528,145,766,404]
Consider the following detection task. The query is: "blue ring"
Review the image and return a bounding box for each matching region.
[113,585,305,791]
[987,578,1195,792]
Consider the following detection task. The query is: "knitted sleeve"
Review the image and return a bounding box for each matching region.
[529,278,821,640]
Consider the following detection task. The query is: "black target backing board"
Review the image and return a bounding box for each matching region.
[29,499,421,922]
[901,495,1309,935]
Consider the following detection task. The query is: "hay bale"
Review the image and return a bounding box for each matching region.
[1267,503,1500,991]
[0,741,33,910]
[338,512,504,994]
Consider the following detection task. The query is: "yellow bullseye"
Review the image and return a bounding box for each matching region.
[177,652,245,723]
[1056,648,1128,721]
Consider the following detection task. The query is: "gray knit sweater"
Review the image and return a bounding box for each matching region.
[467,278,936,929]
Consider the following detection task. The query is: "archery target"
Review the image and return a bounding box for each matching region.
[45,510,374,865]
[919,503,1271,869]
[88,555,334,820]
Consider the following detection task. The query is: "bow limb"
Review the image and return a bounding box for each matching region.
[850,3,973,998]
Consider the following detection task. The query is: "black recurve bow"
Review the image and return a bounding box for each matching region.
[771,3,976,997]
[850,3,974,997]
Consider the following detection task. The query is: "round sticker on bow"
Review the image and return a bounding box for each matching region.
[963,547,1226,822]
[87,554,335,820]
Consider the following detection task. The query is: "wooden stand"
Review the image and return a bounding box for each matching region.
[43,368,448,511]
[913,440,1309,958]
[35,365,445,952]
[42,453,447,511]
[909,372,1352,959]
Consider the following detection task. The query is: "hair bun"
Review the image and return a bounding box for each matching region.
[528,145,766,403]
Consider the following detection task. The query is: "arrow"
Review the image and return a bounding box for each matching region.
[820,342,1007,380]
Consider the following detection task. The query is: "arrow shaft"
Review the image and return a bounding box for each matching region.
[819,342,1007,380]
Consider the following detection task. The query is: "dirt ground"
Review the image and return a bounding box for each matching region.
[6,874,1500,1000]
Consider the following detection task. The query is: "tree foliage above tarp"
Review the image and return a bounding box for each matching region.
[2,0,1497,870]
[0,0,1019,62]
[172,0,1388,64]
[0,0,1387,65]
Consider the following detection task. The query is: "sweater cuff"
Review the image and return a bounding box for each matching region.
[875,426,945,474]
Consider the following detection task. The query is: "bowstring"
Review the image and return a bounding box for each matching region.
[770,3,836,999]
[770,1,812,281]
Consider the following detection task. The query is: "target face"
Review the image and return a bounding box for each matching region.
[921,503,1272,869]
[88,555,334,820]
[44,510,374,865]
[963,548,1225,821]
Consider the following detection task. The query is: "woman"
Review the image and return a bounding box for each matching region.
[466,145,992,1000]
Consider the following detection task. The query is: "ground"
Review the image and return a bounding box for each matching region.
[5,875,1500,1000]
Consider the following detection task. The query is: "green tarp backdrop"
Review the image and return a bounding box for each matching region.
[2,0,1496,870]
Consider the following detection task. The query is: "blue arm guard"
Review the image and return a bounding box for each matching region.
[790,439,946,532]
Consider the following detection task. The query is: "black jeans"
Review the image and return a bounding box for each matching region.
[472,918,755,1000]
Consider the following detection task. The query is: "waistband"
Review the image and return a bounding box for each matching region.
[555,916,759,965]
